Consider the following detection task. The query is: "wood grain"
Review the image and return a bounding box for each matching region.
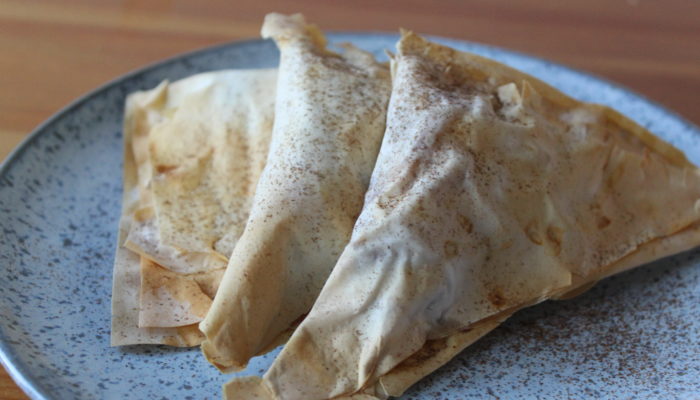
[0,1,698,398]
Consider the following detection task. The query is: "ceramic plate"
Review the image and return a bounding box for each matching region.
[1,33,699,400]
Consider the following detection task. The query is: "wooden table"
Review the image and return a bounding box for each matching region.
[1,0,698,398]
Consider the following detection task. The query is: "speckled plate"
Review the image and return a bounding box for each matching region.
[1,33,699,400]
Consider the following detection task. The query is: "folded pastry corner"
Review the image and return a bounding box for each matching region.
[138,257,220,328]
[225,31,700,398]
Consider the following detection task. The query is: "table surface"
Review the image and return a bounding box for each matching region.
[1,0,699,398]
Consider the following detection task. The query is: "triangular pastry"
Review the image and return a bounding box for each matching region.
[225,31,700,398]
[199,13,392,371]
[127,69,276,329]
[110,69,276,344]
